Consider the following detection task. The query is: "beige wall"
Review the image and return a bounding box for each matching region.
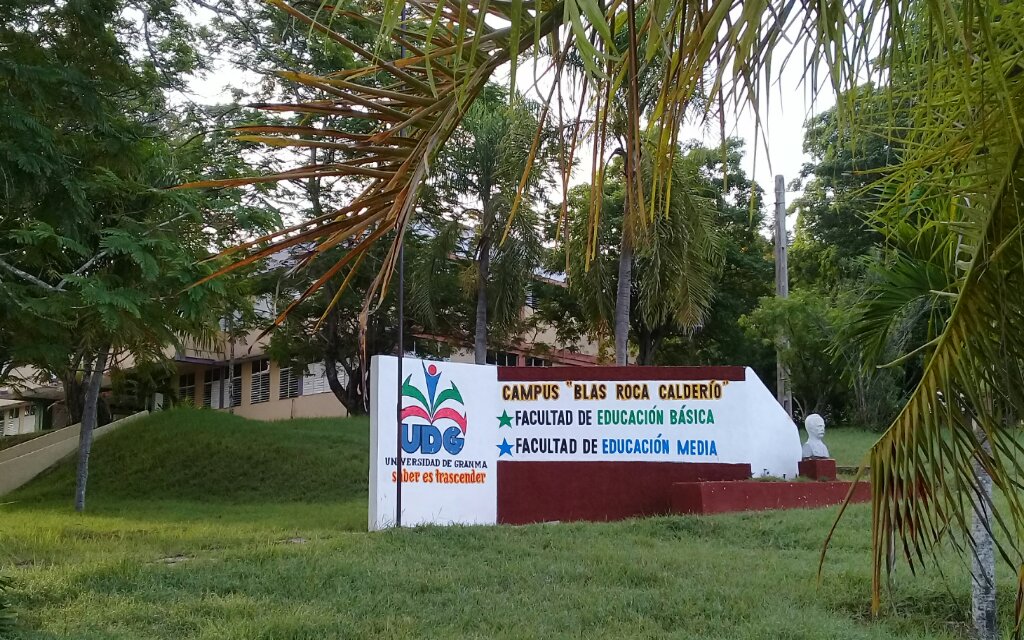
[232,392,346,421]
[175,359,348,422]
[170,327,272,364]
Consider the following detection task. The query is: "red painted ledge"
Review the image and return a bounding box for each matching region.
[498,461,752,525]
[670,480,871,515]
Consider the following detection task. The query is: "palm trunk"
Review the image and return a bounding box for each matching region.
[614,231,633,365]
[970,421,997,640]
[637,325,662,365]
[474,194,492,365]
[74,346,109,512]
[474,245,490,364]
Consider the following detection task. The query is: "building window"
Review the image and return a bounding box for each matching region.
[486,350,518,366]
[525,356,551,367]
[302,362,348,395]
[178,373,196,404]
[525,284,538,309]
[206,365,241,408]
[202,369,216,408]
[251,359,270,404]
[228,364,242,407]
[279,366,301,399]
[203,369,237,409]
[26,404,35,416]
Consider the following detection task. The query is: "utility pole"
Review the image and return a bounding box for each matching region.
[394,5,407,529]
[774,175,793,418]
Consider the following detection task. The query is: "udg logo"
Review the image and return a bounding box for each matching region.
[400,363,467,455]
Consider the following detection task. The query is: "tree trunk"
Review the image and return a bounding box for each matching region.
[614,231,633,366]
[322,309,364,415]
[61,351,86,425]
[324,352,365,415]
[323,352,346,404]
[74,346,109,512]
[474,196,492,365]
[970,421,997,640]
[637,326,663,365]
[474,247,490,365]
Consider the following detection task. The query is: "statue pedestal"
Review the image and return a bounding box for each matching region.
[798,458,837,481]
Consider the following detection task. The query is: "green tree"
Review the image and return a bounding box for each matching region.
[656,140,774,377]
[264,223,468,414]
[0,0,271,511]
[789,85,894,290]
[554,143,723,365]
[432,85,552,364]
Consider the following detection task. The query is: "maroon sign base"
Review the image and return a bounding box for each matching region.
[497,461,751,525]
[798,458,838,481]
[670,480,871,515]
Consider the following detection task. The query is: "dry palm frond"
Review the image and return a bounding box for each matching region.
[182,0,565,326]
[182,0,884,322]
[182,0,1003,322]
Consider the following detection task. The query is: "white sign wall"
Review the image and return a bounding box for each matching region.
[369,356,499,530]
[496,367,801,478]
[369,359,801,530]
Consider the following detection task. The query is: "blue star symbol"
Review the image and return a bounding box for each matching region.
[497,438,514,457]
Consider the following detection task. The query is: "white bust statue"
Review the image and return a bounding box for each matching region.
[802,413,829,459]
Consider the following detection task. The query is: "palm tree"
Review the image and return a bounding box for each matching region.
[432,85,550,364]
[188,0,1024,631]
[825,19,1024,637]
[560,142,723,364]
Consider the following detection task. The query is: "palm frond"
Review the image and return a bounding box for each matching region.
[826,5,1024,619]
[182,0,563,319]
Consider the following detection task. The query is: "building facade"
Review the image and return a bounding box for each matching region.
[0,398,43,436]
[171,321,601,421]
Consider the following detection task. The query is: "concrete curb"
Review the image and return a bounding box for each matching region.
[0,411,148,496]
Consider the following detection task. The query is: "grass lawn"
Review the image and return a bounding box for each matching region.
[0,409,1014,639]
[803,427,881,468]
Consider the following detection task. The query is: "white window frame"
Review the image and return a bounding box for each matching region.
[302,362,348,395]
[228,364,242,407]
[250,359,270,404]
[486,350,518,366]
[279,366,301,400]
[179,373,196,405]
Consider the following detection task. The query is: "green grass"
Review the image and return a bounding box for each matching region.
[0,409,1012,639]
[802,427,881,467]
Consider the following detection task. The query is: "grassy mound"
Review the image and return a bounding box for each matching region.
[10,408,369,504]
[2,412,1011,639]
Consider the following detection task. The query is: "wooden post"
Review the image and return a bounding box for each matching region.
[774,175,793,418]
